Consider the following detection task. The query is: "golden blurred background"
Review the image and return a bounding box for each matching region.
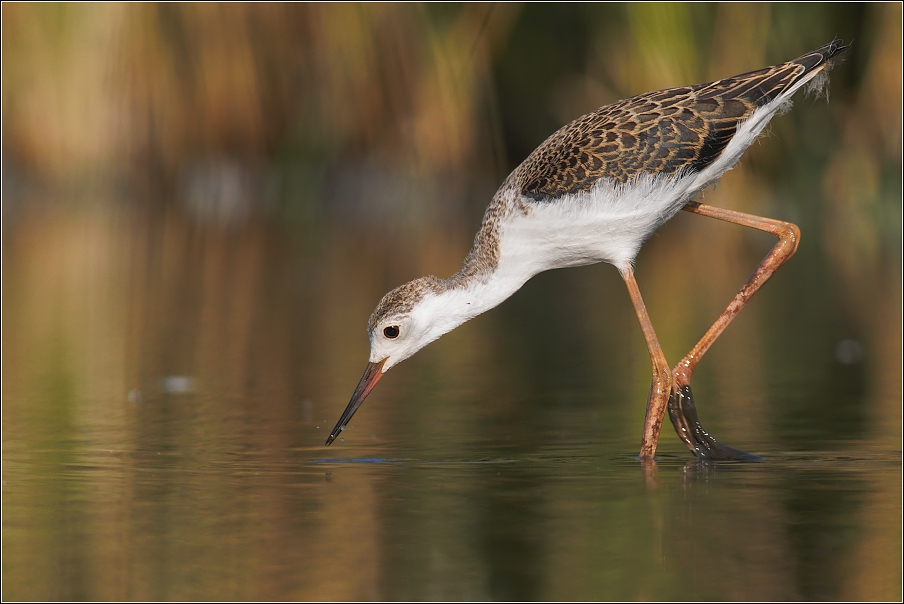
[2,3,901,600]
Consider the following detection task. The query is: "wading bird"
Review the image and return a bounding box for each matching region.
[326,40,848,461]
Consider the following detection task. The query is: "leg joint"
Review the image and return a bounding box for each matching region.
[775,220,801,259]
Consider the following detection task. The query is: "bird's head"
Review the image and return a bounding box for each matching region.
[325,275,463,445]
[366,276,448,371]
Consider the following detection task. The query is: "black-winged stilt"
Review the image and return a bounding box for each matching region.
[326,40,849,462]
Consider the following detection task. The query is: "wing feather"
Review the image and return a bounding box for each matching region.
[518,40,849,200]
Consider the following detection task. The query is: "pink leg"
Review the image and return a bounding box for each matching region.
[668,201,800,460]
[620,265,672,462]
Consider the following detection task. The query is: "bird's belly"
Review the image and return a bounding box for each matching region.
[499,178,693,276]
[504,212,650,271]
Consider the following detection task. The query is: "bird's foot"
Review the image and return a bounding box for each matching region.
[667,383,763,462]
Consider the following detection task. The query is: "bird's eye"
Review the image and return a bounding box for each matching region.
[383,326,400,339]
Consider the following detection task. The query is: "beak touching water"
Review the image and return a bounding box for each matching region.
[325,359,387,446]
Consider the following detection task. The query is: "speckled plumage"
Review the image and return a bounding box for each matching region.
[514,39,847,198]
[367,40,847,334]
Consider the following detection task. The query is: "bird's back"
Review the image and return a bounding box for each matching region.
[513,40,848,202]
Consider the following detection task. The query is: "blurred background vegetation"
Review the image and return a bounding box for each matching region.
[2,3,901,601]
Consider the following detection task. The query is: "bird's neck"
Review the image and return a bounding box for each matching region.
[454,267,528,318]
[414,264,528,342]
[416,191,529,337]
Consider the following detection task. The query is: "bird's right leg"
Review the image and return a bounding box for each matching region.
[620,265,672,463]
[667,201,800,461]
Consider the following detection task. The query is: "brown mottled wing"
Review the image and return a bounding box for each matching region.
[519,40,848,200]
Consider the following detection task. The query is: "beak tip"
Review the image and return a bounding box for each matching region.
[324,359,386,447]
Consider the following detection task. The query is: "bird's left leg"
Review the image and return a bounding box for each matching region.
[620,265,672,462]
[667,201,800,461]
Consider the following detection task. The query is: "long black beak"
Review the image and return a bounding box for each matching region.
[325,359,387,446]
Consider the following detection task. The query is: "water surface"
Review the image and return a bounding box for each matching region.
[3,202,900,601]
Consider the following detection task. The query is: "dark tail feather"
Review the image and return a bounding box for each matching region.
[793,38,851,72]
[791,39,850,100]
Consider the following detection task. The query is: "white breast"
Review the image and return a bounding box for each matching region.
[498,170,696,278]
